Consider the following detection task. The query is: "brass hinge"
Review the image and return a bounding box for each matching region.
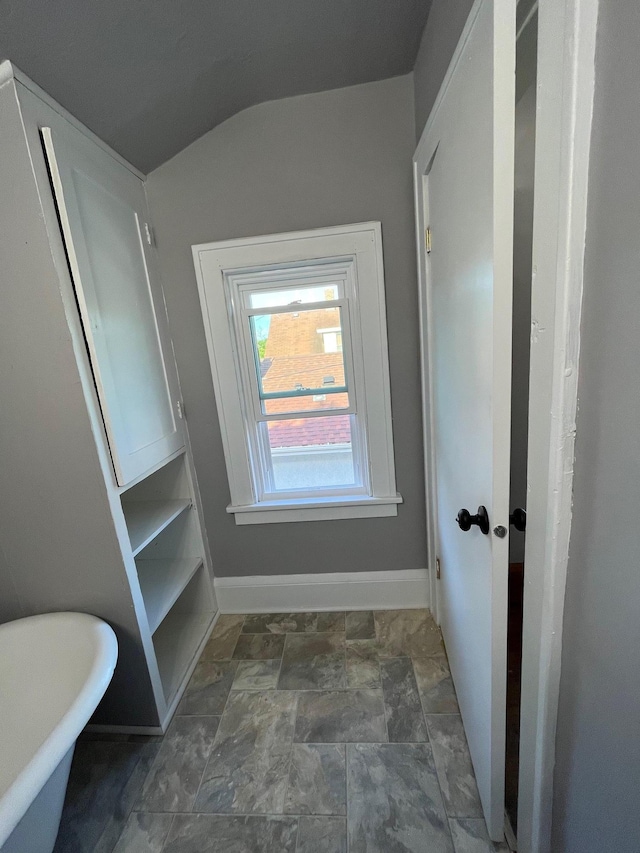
[436,556,441,579]
[425,227,432,254]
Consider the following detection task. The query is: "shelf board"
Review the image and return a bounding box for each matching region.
[117,447,186,495]
[136,557,204,634]
[153,610,214,705]
[122,499,191,556]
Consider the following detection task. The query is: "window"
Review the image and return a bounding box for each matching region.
[193,222,401,523]
[318,327,343,353]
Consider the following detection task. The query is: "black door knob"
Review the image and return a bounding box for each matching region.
[456,505,490,535]
[509,507,527,532]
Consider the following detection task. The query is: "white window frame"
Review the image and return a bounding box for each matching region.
[192,222,402,524]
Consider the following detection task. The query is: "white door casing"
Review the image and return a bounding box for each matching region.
[517,1,598,850]
[414,0,515,840]
[42,125,184,486]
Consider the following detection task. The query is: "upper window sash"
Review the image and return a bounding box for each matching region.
[237,297,358,422]
[233,262,352,306]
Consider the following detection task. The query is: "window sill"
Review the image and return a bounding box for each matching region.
[227,494,403,525]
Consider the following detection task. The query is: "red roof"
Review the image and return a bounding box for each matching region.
[268,415,351,448]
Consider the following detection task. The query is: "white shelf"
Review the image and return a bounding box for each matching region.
[136,557,203,634]
[122,499,191,556]
[153,610,214,704]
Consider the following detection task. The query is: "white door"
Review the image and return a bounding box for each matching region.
[415,0,515,840]
[42,126,184,486]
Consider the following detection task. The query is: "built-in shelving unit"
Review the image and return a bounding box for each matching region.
[1,70,217,733]
[154,611,214,704]
[152,566,213,704]
[123,499,191,556]
[136,556,203,633]
[120,454,216,724]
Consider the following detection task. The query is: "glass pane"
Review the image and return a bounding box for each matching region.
[248,281,341,309]
[265,416,355,491]
[250,305,349,415]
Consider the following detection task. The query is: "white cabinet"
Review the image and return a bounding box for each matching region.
[42,123,184,486]
[0,62,217,732]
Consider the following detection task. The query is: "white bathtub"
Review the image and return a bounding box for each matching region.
[0,612,118,852]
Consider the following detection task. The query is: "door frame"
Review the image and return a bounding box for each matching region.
[413,0,599,851]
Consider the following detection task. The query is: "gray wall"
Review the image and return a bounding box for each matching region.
[413,0,475,138]
[552,1,640,850]
[146,75,427,578]
[0,540,22,624]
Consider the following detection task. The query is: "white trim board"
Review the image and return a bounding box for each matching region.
[517,0,598,851]
[215,569,430,614]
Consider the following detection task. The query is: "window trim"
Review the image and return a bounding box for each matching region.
[192,222,401,524]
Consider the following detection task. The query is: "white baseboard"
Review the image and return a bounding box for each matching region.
[215,569,430,614]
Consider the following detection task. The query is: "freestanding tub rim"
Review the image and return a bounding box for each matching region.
[0,611,118,846]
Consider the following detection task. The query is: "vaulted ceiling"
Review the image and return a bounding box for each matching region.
[0,0,431,172]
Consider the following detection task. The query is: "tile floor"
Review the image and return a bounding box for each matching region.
[54,609,508,853]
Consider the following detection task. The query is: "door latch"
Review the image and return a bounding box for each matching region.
[509,507,527,531]
[456,506,490,535]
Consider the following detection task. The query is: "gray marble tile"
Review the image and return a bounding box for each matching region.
[346,640,380,689]
[242,612,345,634]
[278,633,346,690]
[297,816,347,853]
[347,743,454,853]
[194,690,297,814]
[374,609,445,658]
[112,812,173,853]
[232,659,281,690]
[243,612,317,634]
[284,744,346,815]
[426,715,483,818]
[294,690,387,743]
[449,819,509,852]
[345,611,376,640]
[200,614,245,660]
[178,660,238,715]
[316,612,346,632]
[54,739,160,853]
[413,656,460,714]
[380,657,428,743]
[163,814,298,853]
[232,633,286,659]
[135,716,219,813]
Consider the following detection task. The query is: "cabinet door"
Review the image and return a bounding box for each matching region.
[42,126,184,486]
